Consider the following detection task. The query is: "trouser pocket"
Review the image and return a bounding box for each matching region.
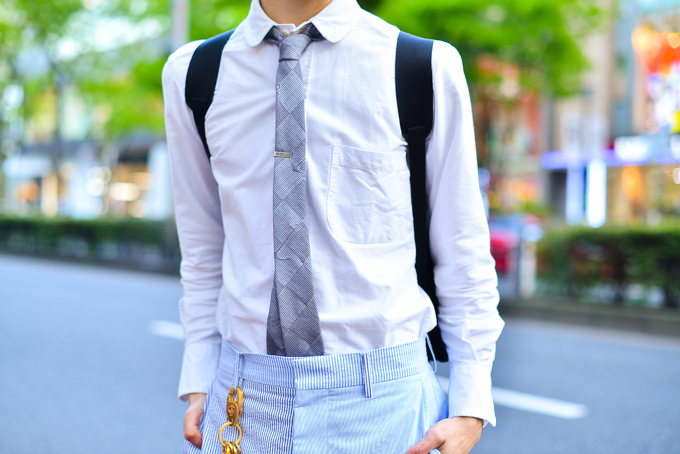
[321,370,447,454]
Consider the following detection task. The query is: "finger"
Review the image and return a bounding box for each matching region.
[184,406,204,448]
[404,428,443,454]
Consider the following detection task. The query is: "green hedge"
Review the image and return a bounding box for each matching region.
[537,225,680,308]
[0,215,180,273]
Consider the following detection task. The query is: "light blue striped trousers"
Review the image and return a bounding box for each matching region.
[185,337,447,454]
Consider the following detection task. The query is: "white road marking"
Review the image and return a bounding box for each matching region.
[437,375,588,419]
[491,387,588,419]
[149,320,184,340]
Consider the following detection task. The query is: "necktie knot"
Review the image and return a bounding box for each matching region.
[265,24,324,62]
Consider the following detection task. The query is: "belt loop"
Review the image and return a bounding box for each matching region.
[232,353,242,389]
[361,352,372,399]
[426,335,437,374]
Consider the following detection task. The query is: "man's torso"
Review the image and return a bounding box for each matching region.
[166,5,437,355]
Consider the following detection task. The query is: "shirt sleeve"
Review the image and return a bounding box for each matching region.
[427,40,505,426]
[162,43,225,402]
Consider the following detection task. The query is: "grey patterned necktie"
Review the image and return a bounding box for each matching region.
[264,24,325,357]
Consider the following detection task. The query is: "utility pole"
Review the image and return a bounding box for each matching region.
[171,0,190,51]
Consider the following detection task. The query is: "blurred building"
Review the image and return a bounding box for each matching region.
[1,136,173,220]
[474,59,547,217]
[0,36,173,220]
[542,0,680,226]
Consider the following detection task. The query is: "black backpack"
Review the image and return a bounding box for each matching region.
[184,29,448,362]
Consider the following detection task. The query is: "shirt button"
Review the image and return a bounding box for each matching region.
[276,83,280,90]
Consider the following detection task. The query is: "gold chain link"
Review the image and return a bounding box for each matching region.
[219,387,244,454]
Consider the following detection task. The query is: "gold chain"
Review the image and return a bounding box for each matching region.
[219,387,244,454]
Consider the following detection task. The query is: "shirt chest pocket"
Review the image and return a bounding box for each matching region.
[326,145,411,244]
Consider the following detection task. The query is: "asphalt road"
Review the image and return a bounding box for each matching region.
[0,255,187,454]
[474,320,680,454]
[1,254,679,454]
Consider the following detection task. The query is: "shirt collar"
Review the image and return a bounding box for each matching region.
[244,0,362,47]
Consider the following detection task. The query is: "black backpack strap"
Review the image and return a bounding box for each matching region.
[185,29,235,158]
[396,32,448,362]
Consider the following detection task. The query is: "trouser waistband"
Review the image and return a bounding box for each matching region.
[219,337,429,397]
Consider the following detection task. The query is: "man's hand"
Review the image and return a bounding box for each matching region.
[405,416,483,454]
[184,392,207,448]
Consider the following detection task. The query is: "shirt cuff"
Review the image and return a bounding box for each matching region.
[447,361,496,427]
[178,341,222,401]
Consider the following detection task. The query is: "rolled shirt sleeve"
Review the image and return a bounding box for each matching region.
[427,41,505,426]
[162,43,225,401]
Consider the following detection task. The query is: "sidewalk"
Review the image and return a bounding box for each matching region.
[499,297,680,338]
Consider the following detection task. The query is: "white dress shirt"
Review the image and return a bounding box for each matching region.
[162,0,504,426]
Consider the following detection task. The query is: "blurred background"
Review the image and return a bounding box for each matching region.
[1,0,679,453]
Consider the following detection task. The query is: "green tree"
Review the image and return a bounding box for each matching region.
[1,0,604,145]
[0,0,83,64]
[0,0,84,206]
[376,0,605,169]
[78,0,252,138]
[377,0,604,96]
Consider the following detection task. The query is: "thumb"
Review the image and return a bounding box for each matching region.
[184,400,205,448]
[405,427,443,454]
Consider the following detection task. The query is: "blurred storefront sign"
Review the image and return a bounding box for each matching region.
[631,25,680,134]
[549,112,610,227]
[533,0,680,227]
[542,133,680,225]
[542,134,680,170]
[2,155,51,178]
[615,135,650,162]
